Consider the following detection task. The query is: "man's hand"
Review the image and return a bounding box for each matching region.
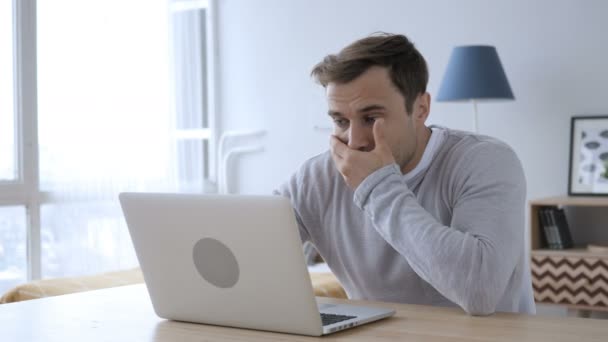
[330,119,396,190]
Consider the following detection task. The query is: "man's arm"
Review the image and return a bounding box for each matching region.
[353,143,526,316]
[273,165,321,252]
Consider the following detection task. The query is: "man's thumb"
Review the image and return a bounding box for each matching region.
[373,119,388,150]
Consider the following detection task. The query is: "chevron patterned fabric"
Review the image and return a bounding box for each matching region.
[531,254,608,309]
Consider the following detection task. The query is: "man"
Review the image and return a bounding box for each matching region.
[275,33,535,315]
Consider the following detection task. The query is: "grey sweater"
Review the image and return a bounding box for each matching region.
[275,128,536,315]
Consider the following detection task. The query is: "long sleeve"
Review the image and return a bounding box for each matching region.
[353,142,527,316]
[274,158,333,265]
[273,173,313,246]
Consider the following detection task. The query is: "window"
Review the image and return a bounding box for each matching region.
[170,0,218,192]
[36,0,179,278]
[0,207,27,293]
[0,0,217,294]
[0,0,16,182]
[0,0,27,296]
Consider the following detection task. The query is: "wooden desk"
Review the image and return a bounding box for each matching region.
[1,284,606,341]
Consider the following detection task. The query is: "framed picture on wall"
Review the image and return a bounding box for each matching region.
[568,115,608,196]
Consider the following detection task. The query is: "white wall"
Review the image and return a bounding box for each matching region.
[217,0,608,197]
[215,0,608,316]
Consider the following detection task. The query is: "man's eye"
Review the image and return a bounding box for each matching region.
[364,117,377,124]
[334,119,348,127]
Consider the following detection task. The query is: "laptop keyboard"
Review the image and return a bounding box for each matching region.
[320,313,357,326]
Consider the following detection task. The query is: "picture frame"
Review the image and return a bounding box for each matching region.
[568,115,608,196]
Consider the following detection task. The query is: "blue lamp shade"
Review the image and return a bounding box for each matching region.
[436,46,514,101]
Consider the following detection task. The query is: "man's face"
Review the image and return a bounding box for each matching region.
[326,66,429,173]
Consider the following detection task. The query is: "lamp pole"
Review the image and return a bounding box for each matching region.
[472,99,479,133]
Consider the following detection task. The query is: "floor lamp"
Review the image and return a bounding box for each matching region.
[436,45,514,133]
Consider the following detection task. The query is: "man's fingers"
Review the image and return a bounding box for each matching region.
[372,119,396,166]
[372,119,388,150]
[329,135,347,159]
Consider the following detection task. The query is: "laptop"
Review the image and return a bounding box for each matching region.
[119,192,395,336]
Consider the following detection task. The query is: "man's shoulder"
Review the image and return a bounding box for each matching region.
[275,150,348,212]
[441,128,518,161]
[299,150,334,171]
[291,150,341,188]
[438,128,524,185]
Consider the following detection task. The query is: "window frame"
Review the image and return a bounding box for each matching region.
[170,0,219,188]
[0,0,42,280]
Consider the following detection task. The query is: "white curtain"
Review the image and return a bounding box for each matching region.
[37,0,202,278]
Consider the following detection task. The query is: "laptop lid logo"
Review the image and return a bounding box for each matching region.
[192,238,240,288]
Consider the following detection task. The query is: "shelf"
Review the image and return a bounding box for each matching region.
[529,195,608,207]
[529,198,608,250]
[531,248,608,259]
[529,197,608,312]
[538,302,608,313]
[531,249,608,311]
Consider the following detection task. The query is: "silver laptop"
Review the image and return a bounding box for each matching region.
[119,192,395,336]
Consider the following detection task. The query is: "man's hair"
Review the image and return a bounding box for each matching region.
[311,33,428,114]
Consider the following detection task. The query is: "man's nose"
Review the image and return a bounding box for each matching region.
[348,125,372,152]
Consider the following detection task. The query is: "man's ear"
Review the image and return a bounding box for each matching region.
[414,92,431,123]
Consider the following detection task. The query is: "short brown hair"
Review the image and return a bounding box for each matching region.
[311,33,428,114]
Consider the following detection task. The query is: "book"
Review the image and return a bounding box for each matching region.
[538,208,558,249]
[545,208,562,249]
[538,206,574,249]
[551,208,574,249]
[537,208,550,248]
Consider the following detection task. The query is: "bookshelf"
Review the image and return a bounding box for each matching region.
[529,196,608,312]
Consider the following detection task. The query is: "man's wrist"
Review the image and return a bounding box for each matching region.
[353,163,401,209]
